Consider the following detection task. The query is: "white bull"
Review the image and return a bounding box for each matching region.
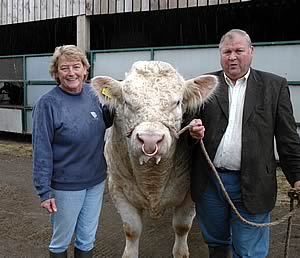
[92,61,218,258]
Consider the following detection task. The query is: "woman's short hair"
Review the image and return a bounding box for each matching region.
[49,45,91,84]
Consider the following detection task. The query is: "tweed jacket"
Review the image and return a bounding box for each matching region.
[190,68,300,213]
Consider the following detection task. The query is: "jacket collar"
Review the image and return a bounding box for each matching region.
[215,73,229,119]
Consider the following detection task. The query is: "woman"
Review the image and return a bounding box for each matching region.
[32,45,112,258]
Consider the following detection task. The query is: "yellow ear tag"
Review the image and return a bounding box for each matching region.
[101,87,112,99]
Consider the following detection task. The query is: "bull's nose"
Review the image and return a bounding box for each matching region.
[137,133,164,156]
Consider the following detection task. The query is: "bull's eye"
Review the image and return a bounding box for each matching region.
[169,99,182,112]
[124,99,132,107]
[123,99,138,111]
[123,100,130,110]
[173,100,181,108]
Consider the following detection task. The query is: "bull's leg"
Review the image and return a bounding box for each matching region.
[110,187,142,258]
[172,192,196,258]
[121,204,142,258]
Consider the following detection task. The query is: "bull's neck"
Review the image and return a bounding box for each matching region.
[109,124,128,145]
[131,156,174,201]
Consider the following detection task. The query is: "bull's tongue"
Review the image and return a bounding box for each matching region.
[139,154,161,165]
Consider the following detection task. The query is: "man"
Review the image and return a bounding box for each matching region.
[189,29,300,257]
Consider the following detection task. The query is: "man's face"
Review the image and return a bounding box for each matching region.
[57,55,87,94]
[220,33,254,83]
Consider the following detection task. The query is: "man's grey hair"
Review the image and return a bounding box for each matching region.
[219,29,252,49]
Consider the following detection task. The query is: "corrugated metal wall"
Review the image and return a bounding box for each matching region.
[0,0,250,25]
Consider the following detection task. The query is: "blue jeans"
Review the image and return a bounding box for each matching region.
[195,171,270,258]
[49,181,106,253]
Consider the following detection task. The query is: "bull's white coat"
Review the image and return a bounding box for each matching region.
[92,61,218,258]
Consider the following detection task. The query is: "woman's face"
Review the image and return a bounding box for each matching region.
[56,55,87,93]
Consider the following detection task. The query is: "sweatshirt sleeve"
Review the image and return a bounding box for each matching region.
[32,96,55,202]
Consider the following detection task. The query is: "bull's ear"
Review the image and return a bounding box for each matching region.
[183,75,218,112]
[91,76,122,104]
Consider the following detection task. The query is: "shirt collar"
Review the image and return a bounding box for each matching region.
[224,69,250,87]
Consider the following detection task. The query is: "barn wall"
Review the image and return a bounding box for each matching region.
[89,1,300,50]
[0,0,250,25]
[0,0,86,25]
[0,0,299,56]
[0,17,77,56]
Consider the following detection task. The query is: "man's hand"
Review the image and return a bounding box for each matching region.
[41,198,57,213]
[189,119,205,140]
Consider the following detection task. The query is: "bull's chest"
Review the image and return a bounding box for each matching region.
[132,168,180,218]
[136,169,168,197]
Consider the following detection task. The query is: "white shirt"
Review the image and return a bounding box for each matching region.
[213,70,250,170]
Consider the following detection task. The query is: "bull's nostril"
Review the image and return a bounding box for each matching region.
[136,133,144,144]
[157,134,164,143]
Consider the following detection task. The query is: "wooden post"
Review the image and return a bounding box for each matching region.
[77,15,90,52]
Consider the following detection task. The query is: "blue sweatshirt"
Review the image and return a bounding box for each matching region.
[32,84,109,202]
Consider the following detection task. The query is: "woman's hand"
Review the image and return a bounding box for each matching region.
[41,198,57,213]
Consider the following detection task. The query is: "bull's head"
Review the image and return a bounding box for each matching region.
[92,61,218,165]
